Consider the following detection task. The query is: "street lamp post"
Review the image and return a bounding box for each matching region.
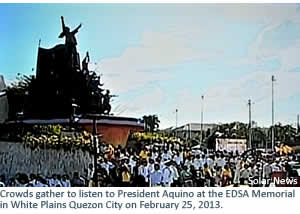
[271,75,275,151]
[92,117,98,187]
[86,113,102,187]
[175,109,178,137]
[200,95,204,146]
[297,114,299,133]
[248,99,252,149]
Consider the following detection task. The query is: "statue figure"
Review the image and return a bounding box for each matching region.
[58,16,82,68]
[82,52,90,73]
[102,90,111,115]
[102,90,117,115]
[86,71,104,90]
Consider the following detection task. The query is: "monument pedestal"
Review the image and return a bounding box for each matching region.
[8,115,143,147]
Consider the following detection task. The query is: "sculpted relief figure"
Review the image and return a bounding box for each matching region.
[82,52,90,74]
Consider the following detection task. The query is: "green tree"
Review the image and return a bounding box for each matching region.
[6,74,36,119]
[142,115,160,133]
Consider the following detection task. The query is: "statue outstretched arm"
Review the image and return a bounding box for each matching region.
[72,23,82,34]
[58,16,66,38]
[61,16,66,31]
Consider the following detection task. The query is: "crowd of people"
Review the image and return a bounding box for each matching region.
[1,141,299,187]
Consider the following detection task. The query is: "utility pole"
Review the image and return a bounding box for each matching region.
[92,117,98,187]
[248,99,252,149]
[189,123,192,139]
[271,75,275,151]
[297,114,299,133]
[185,124,188,144]
[86,113,102,187]
[200,95,204,146]
[175,109,178,137]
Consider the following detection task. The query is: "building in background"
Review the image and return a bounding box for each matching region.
[172,123,218,140]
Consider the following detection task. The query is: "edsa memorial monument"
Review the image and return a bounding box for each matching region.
[0,17,143,179]
[4,16,143,146]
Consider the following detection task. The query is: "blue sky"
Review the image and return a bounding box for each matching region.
[1,4,300,128]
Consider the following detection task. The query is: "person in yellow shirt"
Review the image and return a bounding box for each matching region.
[139,148,149,159]
[203,163,213,186]
[183,147,192,160]
[121,166,131,187]
[221,164,232,186]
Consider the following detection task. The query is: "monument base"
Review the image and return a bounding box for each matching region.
[6,115,144,147]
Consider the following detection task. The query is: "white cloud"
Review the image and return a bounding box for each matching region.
[234,5,300,72]
[114,87,165,116]
[97,5,300,96]
[126,70,300,129]
[92,4,300,128]
[168,71,300,128]
[96,30,221,94]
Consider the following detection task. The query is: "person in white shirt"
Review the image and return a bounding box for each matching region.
[263,161,272,180]
[138,161,149,184]
[100,158,115,176]
[169,163,179,186]
[151,151,159,160]
[216,154,226,169]
[61,175,71,187]
[161,150,172,161]
[193,155,202,170]
[28,174,38,187]
[129,155,137,174]
[173,152,183,166]
[48,174,63,187]
[161,165,172,187]
[233,158,242,185]
[193,149,201,157]
[87,163,94,187]
[271,162,280,172]
[150,164,162,187]
[35,176,49,187]
[147,159,155,175]
[184,156,193,169]
[206,155,214,169]
[240,164,250,185]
